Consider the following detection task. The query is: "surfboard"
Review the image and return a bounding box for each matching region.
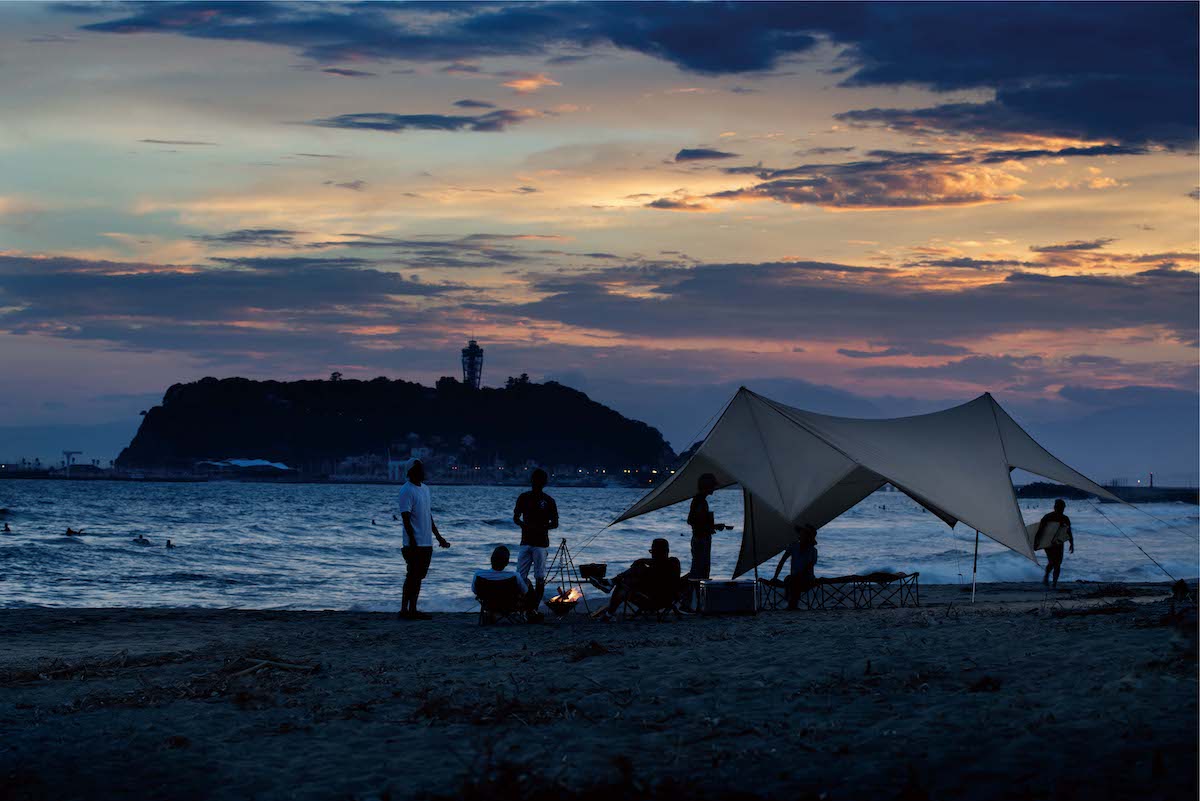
[1026,520,1069,551]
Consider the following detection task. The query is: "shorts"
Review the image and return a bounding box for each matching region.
[402,545,433,581]
[517,545,548,581]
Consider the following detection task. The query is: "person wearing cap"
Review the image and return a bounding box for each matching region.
[594,537,681,619]
[512,468,558,619]
[396,458,450,620]
[685,473,732,580]
[681,472,731,609]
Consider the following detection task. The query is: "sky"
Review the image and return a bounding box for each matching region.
[0,2,1197,478]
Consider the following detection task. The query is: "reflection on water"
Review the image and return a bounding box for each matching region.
[0,480,1195,610]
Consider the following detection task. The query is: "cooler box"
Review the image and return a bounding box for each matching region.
[697,580,757,615]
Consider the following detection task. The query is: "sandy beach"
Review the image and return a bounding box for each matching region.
[1,581,1195,801]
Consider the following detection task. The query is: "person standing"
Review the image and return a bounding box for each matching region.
[685,473,731,581]
[513,468,558,619]
[397,458,450,620]
[1035,498,1074,589]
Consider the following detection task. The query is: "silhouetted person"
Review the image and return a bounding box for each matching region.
[681,473,730,608]
[595,538,681,619]
[133,534,151,546]
[397,458,450,619]
[1036,498,1074,589]
[372,519,377,525]
[773,525,818,609]
[686,473,732,579]
[471,544,528,595]
[513,468,558,618]
[165,539,176,549]
[2,523,10,533]
[65,527,83,536]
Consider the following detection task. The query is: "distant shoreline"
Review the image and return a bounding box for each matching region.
[2,472,1195,502]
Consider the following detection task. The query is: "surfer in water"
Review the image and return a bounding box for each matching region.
[133,534,151,546]
[1035,499,1073,589]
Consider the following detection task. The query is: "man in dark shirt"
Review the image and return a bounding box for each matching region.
[596,537,682,618]
[685,472,731,580]
[1035,498,1074,589]
[513,468,558,617]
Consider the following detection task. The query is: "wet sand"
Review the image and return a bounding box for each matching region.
[0,581,1195,801]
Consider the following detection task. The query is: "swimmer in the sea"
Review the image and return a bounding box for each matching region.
[165,539,176,549]
[2,523,10,533]
[65,527,83,536]
[372,519,377,525]
[133,534,151,545]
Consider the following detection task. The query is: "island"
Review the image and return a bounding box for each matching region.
[114,374,675,484]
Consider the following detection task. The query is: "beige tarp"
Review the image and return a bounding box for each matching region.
[612,388,1122,578]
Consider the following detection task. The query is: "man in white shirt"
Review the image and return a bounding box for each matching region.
[397,458,450,620]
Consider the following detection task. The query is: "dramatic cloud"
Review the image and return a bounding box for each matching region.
[500,72,560,94]
[307,109,535,133]
[675,148,740,162]
[645,197,713,212]
[493,259,1199,346]
[710,154,1023,210]
[0,253,451,356]
[321,67,377,78]
[837,343,971,359]
[78,3,1197,148]
[1030,239,1116,254]
[194,228,302,247]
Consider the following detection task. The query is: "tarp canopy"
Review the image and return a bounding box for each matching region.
[612,388,1122,578]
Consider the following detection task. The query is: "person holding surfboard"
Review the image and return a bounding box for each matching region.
[1034,499,1074,589]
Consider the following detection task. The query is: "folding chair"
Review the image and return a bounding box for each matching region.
[475,576,526,625]
[818,578,861,609]
[621,588,683,621]
[859,572,920,608]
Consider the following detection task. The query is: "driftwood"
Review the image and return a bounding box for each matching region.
[226,658,318,678]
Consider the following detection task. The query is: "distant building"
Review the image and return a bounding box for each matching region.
[461,339,484,389]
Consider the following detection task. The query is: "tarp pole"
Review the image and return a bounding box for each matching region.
[971,529,980,604]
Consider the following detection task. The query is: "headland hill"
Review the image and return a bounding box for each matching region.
[19,373,677,487]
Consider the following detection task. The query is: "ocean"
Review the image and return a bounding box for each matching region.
[0,480,1195,611]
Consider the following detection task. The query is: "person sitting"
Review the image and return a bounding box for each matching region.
[594,538,682,620]
[165,539,176,549]
[472,545,529,623]
[2,523,10,533]
[773,525,819,609]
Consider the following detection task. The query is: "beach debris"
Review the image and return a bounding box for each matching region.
[568,640,618,663]
[1052,600,1137,618]
[223,656,319,678]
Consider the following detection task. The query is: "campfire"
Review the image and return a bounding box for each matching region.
[546,585,584,616]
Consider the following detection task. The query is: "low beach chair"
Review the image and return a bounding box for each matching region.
[757,577,820,611]
[475,576,526,625]
[621,583,684,621]
[757,572,920,610]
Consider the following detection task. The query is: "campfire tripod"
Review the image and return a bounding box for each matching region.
[544,537,591,616]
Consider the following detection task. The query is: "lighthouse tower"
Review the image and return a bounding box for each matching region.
[461,339,484,389]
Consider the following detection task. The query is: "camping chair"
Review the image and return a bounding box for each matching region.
[621,582,684,621]
[758,577,821,611]
[856,572,919,608]
[475,576,526,625]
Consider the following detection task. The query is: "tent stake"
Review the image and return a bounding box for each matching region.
[971,529,980,604]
